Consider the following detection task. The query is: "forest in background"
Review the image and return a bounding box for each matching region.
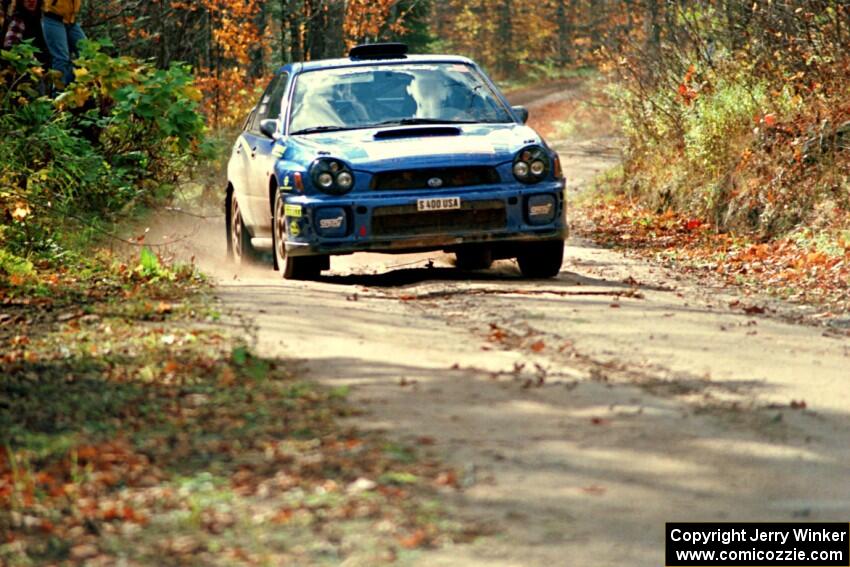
[1,0,848,283]
[79,0,639,127]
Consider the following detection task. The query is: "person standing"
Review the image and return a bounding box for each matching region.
[41,0,83,86]
[4,0,47,58]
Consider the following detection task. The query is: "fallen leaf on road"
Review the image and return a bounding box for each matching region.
[790,400,807,410]
[346,478,377,494]
[70,544,99,560]
[218,366,237,386]
[743,305,766,315]
[590,417,610,425]
[488,324,507,343]
[399,529,428,549]
[530,340,545,353]
[169,535,203,554]
[435,470,458,487]
[685,218,703,231]
[581,485,607,496]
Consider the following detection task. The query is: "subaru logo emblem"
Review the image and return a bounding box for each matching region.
[428,177,443,188]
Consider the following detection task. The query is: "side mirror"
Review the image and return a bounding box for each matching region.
[512,105,529,124]
[259,118,280,139]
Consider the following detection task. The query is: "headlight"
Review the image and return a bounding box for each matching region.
[318,172,334,188]
[513,146,550,184]
[310,158,355,194]
[513,161,530,178]
[336,171,353,190]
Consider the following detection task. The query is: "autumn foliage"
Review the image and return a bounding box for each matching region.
[606,1,849,240]
[82,0,423,127]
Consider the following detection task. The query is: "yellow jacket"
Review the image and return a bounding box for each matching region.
[43,0,81,24]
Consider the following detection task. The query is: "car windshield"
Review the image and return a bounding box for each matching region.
[288,62,513,134]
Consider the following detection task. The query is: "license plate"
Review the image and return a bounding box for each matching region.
[417,197,461,212]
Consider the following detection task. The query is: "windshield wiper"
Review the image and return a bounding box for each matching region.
[373,118,477,127]
[290,125,352,135]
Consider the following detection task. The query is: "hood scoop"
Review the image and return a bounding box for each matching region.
[374,126,462,140]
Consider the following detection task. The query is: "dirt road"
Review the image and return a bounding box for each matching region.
[156,85,850,566]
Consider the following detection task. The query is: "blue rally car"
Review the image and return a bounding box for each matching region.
[226,43,567,279]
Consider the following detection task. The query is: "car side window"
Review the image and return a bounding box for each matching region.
[248,72,289,134]
[267,72,289,121]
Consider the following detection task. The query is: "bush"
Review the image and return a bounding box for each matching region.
[608,2,850,238]
[0,40,207,264]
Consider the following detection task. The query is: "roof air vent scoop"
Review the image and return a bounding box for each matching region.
[349,43,409,60]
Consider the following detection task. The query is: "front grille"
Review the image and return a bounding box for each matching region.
[372,200,506,237]
[371,166,500,191]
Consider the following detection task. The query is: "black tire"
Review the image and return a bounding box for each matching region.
[228,193,260,265]
[517,240,564,278]
[272,187,325,280]
[455,247,493,270]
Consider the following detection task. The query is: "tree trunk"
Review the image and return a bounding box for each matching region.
[497,0,513,78]
[556,0,577,65]
[323,0,346,58]
[645,0,662,52]
[252,1,268,77]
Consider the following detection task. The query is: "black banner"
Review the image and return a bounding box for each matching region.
[666,523,850,566]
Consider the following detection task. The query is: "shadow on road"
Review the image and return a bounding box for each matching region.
[316,264,647,291]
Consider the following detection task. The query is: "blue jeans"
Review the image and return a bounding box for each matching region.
[41,16,85,86]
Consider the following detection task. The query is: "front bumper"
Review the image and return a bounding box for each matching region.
[282,181,568,257]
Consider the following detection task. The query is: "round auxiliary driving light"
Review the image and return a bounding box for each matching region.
[318,172,334,189]
[513,161,530,178]
[336,171,353,189]
[513,145,550,184]
[311,158,355,194]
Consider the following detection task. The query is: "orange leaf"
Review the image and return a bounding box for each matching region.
[581,484,607,495]
[218,366,237,387]
[399,529,427,549]
[435,470,458,487]
[272,509,293,524]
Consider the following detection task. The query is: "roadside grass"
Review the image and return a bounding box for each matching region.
[0,252,473,565]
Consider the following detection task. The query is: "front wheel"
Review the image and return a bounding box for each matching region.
[516,240,564,278]
[272,188,326,280]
